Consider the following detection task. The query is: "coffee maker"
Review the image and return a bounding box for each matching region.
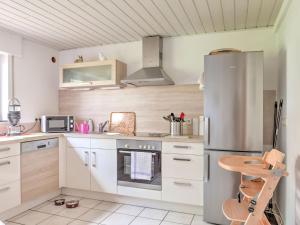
[7,98,23,136]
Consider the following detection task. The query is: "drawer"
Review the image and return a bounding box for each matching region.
[162,178,203,206]
[162,142,203,155]
[0,143,20,159]
[0,180,21,213]
[67,138,90,148]
[0,155,20,186]
[91,139,116,149]
[162,154,203,180]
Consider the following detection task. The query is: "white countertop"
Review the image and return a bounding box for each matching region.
[0,132,203,145]
[64,132,203,143]
[0,133,62,145]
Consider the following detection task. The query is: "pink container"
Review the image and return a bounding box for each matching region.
[76,121,89,134]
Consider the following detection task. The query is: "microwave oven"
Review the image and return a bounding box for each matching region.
[41,115,74,133]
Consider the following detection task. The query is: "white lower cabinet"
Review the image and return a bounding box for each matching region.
[66,147,90,190]
[66,138,117,193]
[0,180,21,213]
[162,141,204,206]
[0,155,20,186]
[162,178,203,205]
[0,143,21,213]
[91,149,117,194]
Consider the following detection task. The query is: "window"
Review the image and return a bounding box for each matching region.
[0,52,11,121]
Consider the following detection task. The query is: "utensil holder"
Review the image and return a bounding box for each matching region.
[170,121,182,136]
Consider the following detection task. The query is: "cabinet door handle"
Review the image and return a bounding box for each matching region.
[174,181,192,186]
[0,147,10,152]
[92,152,96,168]
[0,187,10,192]
[0,161,10,167]
[173,145,191,149]
[84,151,89,166]
[173,158,191,162]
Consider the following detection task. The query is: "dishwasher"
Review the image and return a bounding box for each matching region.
[21,138,59,203]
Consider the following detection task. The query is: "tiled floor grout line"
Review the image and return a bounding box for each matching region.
[7,195,203,225]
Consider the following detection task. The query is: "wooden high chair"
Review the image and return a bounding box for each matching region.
[219,149,288,225]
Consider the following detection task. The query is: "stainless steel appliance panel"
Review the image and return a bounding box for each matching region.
[117,139,162,190]
[204,52,263,152]
[203,150,261,225]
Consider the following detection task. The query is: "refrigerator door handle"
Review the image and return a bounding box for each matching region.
[204,153,210,182]
[204,117,210,145]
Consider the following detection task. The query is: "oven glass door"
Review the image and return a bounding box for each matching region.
[47,117,69,132]
[117,149,161,190]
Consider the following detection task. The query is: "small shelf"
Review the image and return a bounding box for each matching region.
[240,179,264,199]
[222,199,249,222]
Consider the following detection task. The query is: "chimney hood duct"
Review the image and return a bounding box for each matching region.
[121,36,174,87]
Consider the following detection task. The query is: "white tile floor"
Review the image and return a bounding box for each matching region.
[5,195,211,225]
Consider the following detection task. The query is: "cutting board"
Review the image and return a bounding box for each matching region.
[109,112,136,135]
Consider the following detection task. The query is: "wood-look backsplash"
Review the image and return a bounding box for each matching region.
[59,85,275,145]
[59,85,203,133]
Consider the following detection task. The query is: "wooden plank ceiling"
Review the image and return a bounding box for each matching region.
[0,0,284,50]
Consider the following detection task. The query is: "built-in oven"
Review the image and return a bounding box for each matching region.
[117,139,162,190]
[41,115,74,133]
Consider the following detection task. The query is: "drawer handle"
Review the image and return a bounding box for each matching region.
[0,187,10,192]
[173,145,191,149]
[174,181,192,186]
[0,147,10,152]
[0,161,10,166]
[173,158,191,162]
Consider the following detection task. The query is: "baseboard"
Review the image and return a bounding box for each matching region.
[0,190,61,221]
[62,187,203,215]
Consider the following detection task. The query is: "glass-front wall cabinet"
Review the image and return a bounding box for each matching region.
[60,59,126,88]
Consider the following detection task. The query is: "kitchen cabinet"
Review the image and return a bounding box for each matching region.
[0,143,20,213]
[162,178,203,205]
[0,181,21,213]
[90,149,117,193]
[66,147,90,190]
[162,141,204,206]
[60,59,126,89]
[66,137,117,193]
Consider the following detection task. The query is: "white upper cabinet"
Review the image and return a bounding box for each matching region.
[60,59,126,89]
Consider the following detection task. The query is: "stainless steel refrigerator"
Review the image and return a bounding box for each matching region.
[203,51,264,225]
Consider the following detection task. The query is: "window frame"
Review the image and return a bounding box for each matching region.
[0,53,13,122]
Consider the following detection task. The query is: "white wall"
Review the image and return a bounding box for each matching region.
[60,28,278,90]
[276,0,300,224]
[14,40,59,122]
[0,28,22,56]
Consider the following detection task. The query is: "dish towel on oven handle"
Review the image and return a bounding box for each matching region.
[131,151,152,180]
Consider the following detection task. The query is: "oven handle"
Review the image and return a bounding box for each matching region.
[119,150,156,156]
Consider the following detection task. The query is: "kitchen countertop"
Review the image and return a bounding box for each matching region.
[0,133,62,145]
[64,132,204,143]
[0,132,203,145]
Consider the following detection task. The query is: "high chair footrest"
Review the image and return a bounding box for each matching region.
[222,199,249,222]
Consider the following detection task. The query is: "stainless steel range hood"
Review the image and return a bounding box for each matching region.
[121,36,174,87]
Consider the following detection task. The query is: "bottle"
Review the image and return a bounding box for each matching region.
[87,119,94,133]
